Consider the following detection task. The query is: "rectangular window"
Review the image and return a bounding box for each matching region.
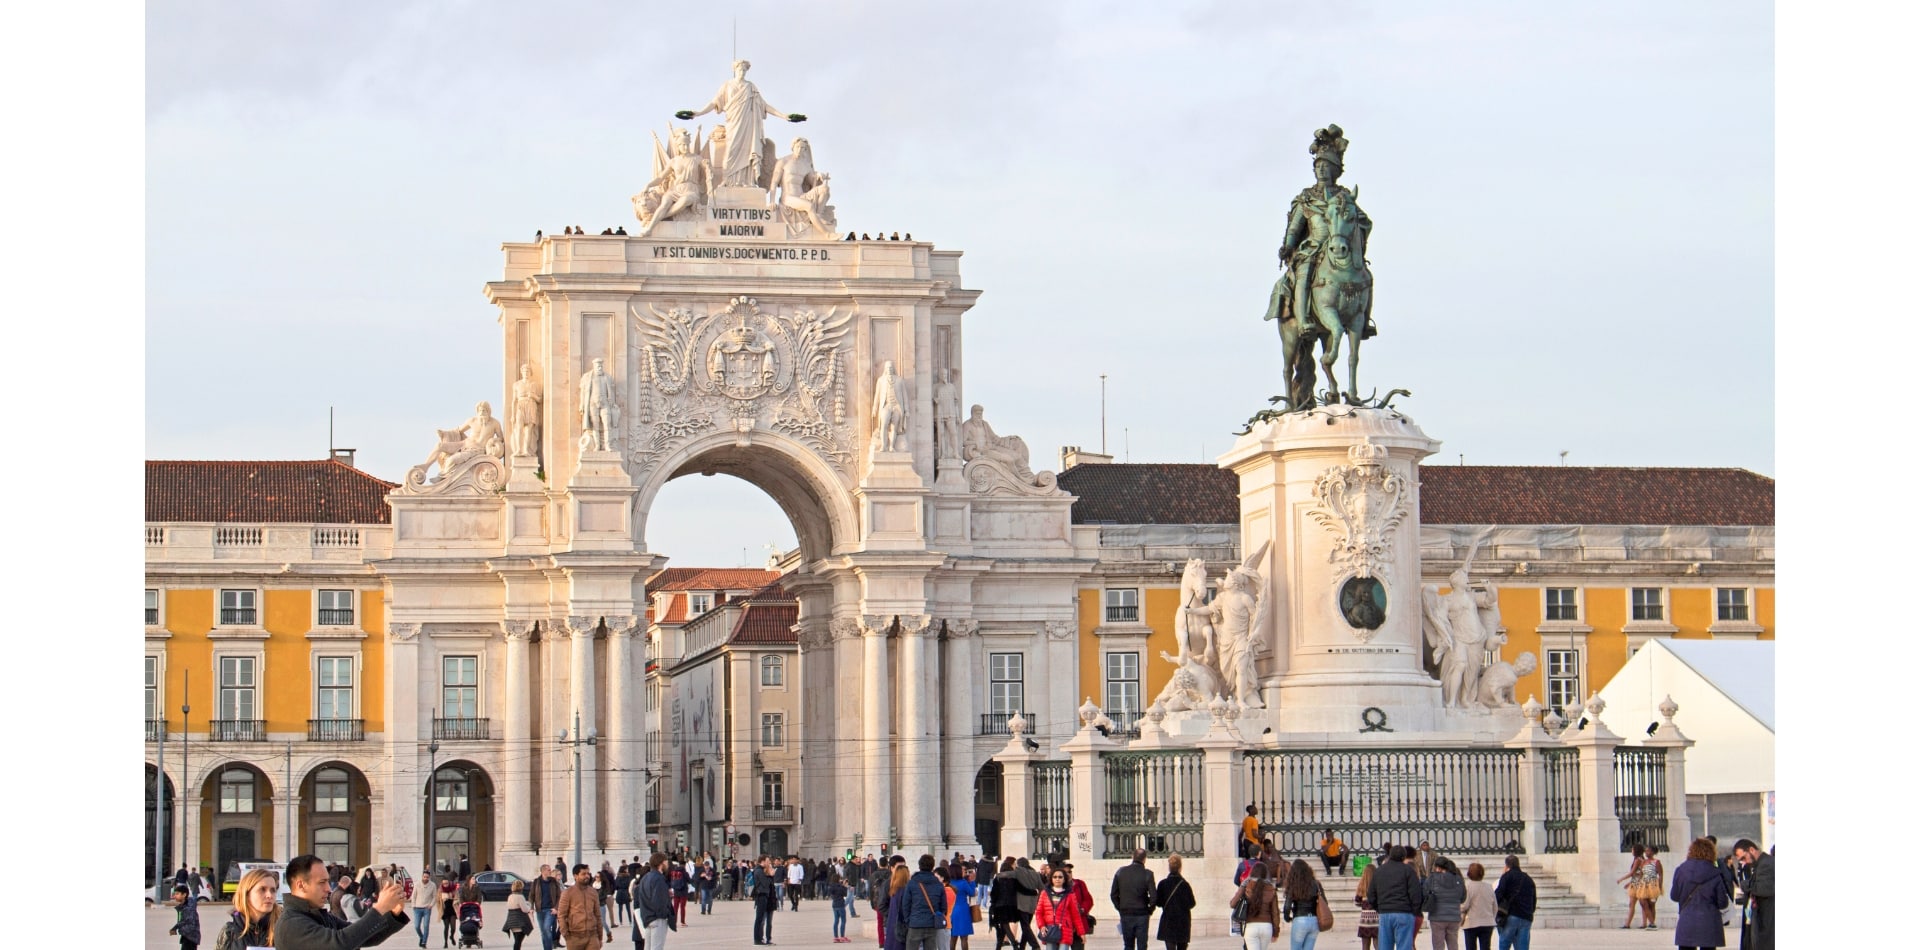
[1630,588,1664,622]
[318,590,354,626]
[441,656,479,719]
[145,656,160,722]
[313,827,350,865]
[1104,652,1141,717]
[1544,588,1579,622]
[1716,588,1750,622]
[313,775,349,813]
[1545,649,1580,713]
[988,653,1025,716]
[218,656,257,721]
[220,589,258,625]
[761,772,785,808]
[761,655,784,687]
[219,770,255,813]
[1103,588,1140,623]
[689,592,714,615]
[317,657,355,720]
[146,589,160,626]
[761,712,784,748]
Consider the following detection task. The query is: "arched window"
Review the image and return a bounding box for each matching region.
[313,827,350,864]
[313,768,350,812]
[219,768,256,814]
[760,655,784,687]
[434,767,470,812]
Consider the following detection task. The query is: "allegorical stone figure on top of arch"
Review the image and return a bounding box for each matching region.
[678,59,807,188]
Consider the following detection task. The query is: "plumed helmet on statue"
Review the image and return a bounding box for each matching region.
[1310,123,1348,171]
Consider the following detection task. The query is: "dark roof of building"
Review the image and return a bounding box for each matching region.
[646,567,783,593]
[146,459,398,524]
[1056,464,1241,525]
[729,581,797,644]
[1057,463,1774,527]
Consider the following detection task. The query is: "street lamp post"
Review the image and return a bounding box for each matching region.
[181,670,191,885]
[560,710,598,870]
[153,701,166,902]
[425,739,440,875]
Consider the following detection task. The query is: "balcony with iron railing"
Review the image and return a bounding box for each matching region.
[146,719,164,742]
[220,608,258,625]
[979,712,1034,736]
[1104,605,1140,623]
[432,717,490,741]
[1105,710,1143,739]
[758,804,794,821]
[209,719,267,742]
[317,609,355,626]
[307,719,366,742]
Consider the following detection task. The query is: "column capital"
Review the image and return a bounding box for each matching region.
[830,617,865,642]
[860,614,894,637]
[898,614,933,638]
[502,620,538,642]
[1043,620,1075,641]
[945,618,979,639]
[387,622,421,643]
[606,615,642,639]
[797,621,833,652]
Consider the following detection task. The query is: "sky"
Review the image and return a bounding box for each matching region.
[143,1,1773,568]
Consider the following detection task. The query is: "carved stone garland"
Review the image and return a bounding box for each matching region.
[630,296,856,476]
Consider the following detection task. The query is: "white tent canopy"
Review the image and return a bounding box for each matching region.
[1595,638,1774,798]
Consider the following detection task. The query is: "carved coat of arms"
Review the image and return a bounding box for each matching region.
[1307,440,1410,583]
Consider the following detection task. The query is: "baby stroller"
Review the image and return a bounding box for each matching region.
[457,900,485,947]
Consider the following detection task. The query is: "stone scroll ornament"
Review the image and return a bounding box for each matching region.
[399,402,507,495]
[1307,441,1410,643]
[630,296,856,474]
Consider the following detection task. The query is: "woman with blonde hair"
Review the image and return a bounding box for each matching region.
[212,868,281,950]
[1353,862,1379,950]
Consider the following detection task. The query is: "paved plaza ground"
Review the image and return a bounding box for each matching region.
[146,891,1686,950]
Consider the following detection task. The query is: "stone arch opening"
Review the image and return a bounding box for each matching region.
[201,762,274,888]
[972,761,1004,857]
[633,430,860,564]
[300,761,373,869]
[146,762,176,886]
[424,761,495,875]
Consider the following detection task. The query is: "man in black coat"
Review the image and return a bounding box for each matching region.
[1109,849,1155,950]
[1367,846,1426,950]
[1733,840,1773,950]
[1492,855,1536,950]
[276,853,410,950]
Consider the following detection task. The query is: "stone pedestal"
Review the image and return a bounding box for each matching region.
[1219,406,1443,733]
[1059,721,1116,863]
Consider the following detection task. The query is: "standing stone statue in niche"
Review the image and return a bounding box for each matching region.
[932,370,962,461]
[872,360,907,453]
[768,137,836,238]
[1254,124,1399,419]
[580,357,621,453]
[511,363,542,459]
[679,60,806,188]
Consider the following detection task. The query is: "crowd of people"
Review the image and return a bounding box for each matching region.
[162,833,1776,950]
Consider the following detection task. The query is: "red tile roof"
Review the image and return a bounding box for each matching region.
[646,567,782,592]
[729,581,798,644]
[1056,463,1773,526]
[146,459,398,524]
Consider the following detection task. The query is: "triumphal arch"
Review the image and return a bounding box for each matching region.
[376,61,1079,865]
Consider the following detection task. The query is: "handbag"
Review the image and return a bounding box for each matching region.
[1038,923,1063,944]
[1314,886,1334,933]
[970,895,984,924]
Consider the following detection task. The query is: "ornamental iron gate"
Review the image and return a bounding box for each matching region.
[1246,748,1525,855]
[1101,750,1206,858]
[1030,761,1072,859]
[1543,748,1581,854]
[1614,747,1669,852]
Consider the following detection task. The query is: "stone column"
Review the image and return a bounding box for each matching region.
[941,619,981,851]
[1636,695,1696,855]
[860,615,894,849]
[541,618,570,850]
[729,651,757,849]
[604,616,641,854]
[1502,698,1557,857]
[1057,703,1115,863]
[991,725,1042,861]
[383,623,424,865]
[502,621,537,854]
[1196,724,1246,867]
[897,614,936,854]
[563,616,600,857]
[830,619,866,852]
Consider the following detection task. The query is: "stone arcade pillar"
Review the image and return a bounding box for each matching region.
[604,616,642,855]
[501,621,537,855]
[941,619,981,853]
[859,616,894,850]
[382,622,424,866]
[897,615,938,855]
[1219,407,1443,733]
[830,618,866,853]
[561,615,600,857]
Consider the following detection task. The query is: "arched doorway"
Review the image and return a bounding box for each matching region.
[425,761,494,875]
[301,762,372,869]
[202,763,272,889]
[972,762,1003,858]
[146,763,175,885]
[758,827,789,859]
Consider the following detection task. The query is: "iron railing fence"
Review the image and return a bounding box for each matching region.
[1247,748,1526,856]
[979,712,1033,736]
[432,717,490,741]
[1543,748,1581,854]
[307,719,366,742]
[1614,747,1669,852]
[209,719,267,742]
[1030,760,1073,859]
[1102,750,1206,858]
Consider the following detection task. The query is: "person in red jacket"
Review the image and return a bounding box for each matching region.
[1032,868,1085,950]
[1061,865,1094,950]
